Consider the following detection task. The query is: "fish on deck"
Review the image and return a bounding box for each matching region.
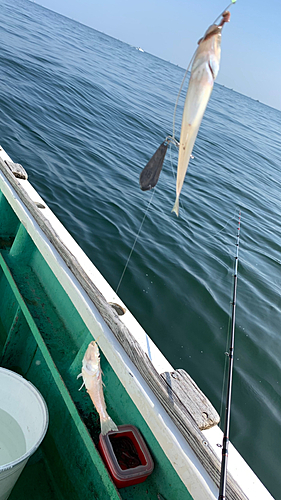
[172,10,231,216]
[78,341,118,435]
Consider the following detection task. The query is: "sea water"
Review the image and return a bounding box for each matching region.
[0,409,26,466]
[0,0,280,498]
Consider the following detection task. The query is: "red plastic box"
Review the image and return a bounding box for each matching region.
[98,424,154,488]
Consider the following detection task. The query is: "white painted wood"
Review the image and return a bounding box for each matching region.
[203,426,274,500]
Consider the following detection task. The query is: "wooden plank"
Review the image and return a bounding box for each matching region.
[161,369,220,430]
[0,158,249,500]
[4,160,28,180]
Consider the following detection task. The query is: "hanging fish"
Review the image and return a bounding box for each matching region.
[78,341,118,435]
[172,10,231,215]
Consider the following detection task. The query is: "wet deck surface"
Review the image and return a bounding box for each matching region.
[9,449,62,500]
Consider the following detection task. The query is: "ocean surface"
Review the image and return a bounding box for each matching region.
[0,0,280,497]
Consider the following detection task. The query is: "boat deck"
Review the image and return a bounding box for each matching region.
[0,208,191,500]
[9,450,62,500]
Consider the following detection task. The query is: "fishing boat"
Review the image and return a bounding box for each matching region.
[0,145,273,500]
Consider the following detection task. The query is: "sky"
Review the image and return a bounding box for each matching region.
[35,0,281,111]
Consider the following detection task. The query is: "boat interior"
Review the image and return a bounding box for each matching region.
[0,186,191,500]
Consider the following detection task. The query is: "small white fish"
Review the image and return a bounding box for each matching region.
[78,341,118,435]
[172,10,231,216]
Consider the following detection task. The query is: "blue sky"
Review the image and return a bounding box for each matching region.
[36,0,281,111]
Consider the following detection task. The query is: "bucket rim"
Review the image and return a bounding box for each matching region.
[0,368,49,472]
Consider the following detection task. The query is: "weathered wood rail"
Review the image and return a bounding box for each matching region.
[0,157,249,500]
[161,369,220,431]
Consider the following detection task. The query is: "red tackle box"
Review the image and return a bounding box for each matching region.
[98,424,154,488]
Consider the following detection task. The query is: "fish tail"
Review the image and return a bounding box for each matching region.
[172,196,180,216]
[100,416,118,435]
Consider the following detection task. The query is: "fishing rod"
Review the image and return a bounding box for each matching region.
[218,211,241,499]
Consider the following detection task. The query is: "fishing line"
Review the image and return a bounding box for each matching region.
[168,144,184,210]
[213,0,237,25]
[116,189,155,295]
[213,208,239,239]
[167,144,197,235]
[172,50,196,142]
[210,206,241,256]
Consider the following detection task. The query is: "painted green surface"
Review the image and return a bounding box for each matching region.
[0,190,193,500]
[9,449,64,500]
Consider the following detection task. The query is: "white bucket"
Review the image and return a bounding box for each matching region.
[0,368,49,500]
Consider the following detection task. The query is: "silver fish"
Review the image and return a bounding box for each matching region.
[78,341,118,435]
[172,11,231,216]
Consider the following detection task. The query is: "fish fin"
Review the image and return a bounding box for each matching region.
[100,416,118,435]
[77,372,85,391]
[172,197,180,216]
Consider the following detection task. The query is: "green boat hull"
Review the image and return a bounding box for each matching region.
[0,195,191,499]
